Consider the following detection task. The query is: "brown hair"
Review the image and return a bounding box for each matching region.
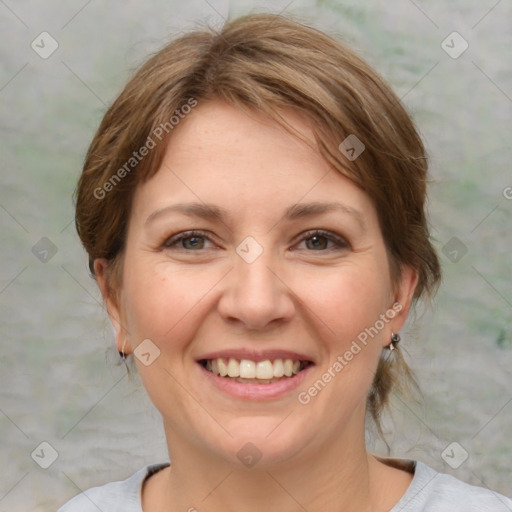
[75,13,441,433]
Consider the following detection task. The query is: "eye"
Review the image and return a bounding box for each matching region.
[295,230,350,251]
[162,230,215,250]
[161,229,350,253]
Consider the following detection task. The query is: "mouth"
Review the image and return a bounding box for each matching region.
[199,357,313,385]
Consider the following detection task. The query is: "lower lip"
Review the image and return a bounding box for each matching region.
[197,362,313,400]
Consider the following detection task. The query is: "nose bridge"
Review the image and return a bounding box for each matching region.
[237,247,276,297]
[218,236,294,329]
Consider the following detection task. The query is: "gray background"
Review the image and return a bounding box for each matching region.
[0,1,511,510]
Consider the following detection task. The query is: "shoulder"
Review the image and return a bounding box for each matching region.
[393,460,512,512]
[56,463,169,512]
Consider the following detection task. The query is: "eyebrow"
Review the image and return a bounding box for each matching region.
[144,201,366,230]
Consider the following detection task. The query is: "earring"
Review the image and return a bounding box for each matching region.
[388,332,401,351]
[119,338,127,360]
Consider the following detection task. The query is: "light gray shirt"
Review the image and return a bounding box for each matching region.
[57,460,512,511]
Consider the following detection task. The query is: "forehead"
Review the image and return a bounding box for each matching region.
[131,100,377,227]
[164,100,323,177]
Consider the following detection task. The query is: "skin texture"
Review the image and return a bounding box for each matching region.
[95,100,418,511]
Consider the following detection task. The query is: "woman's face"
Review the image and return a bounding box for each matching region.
[98,100,416,468]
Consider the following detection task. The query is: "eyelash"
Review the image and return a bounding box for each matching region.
[162,229,350,252]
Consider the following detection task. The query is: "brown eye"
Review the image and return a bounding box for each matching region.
[180,236,206,250]
[305,234,329,250]
[163,231,213,250]
[296,230,350,252]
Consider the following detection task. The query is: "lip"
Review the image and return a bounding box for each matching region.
[197,361,313,400]
[195,348,315,364]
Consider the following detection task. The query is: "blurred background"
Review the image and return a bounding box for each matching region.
[1,1,511,510]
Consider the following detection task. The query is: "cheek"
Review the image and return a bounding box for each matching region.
[121,260,219,345]
[294,265,390,423]
[292,261,391,349]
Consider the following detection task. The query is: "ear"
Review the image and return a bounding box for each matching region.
[94,258,131,355]
[386,265,419,342]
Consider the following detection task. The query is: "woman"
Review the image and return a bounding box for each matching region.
[58,13,512,512]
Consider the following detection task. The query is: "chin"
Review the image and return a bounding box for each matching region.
[203,416,315,469]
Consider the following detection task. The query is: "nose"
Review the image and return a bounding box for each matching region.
[217,245,295,331]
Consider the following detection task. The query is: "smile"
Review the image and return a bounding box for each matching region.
[201,357,311,384]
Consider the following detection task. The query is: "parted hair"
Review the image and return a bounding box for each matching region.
[75,13,441,436]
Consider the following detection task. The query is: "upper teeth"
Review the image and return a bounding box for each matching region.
[205,358,303,379]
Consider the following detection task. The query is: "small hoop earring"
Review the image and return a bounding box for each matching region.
[119,338,127,360]
[388,332,401,351]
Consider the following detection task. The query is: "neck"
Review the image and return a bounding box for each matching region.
[152,416,395,512]
[167,445,373,512]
